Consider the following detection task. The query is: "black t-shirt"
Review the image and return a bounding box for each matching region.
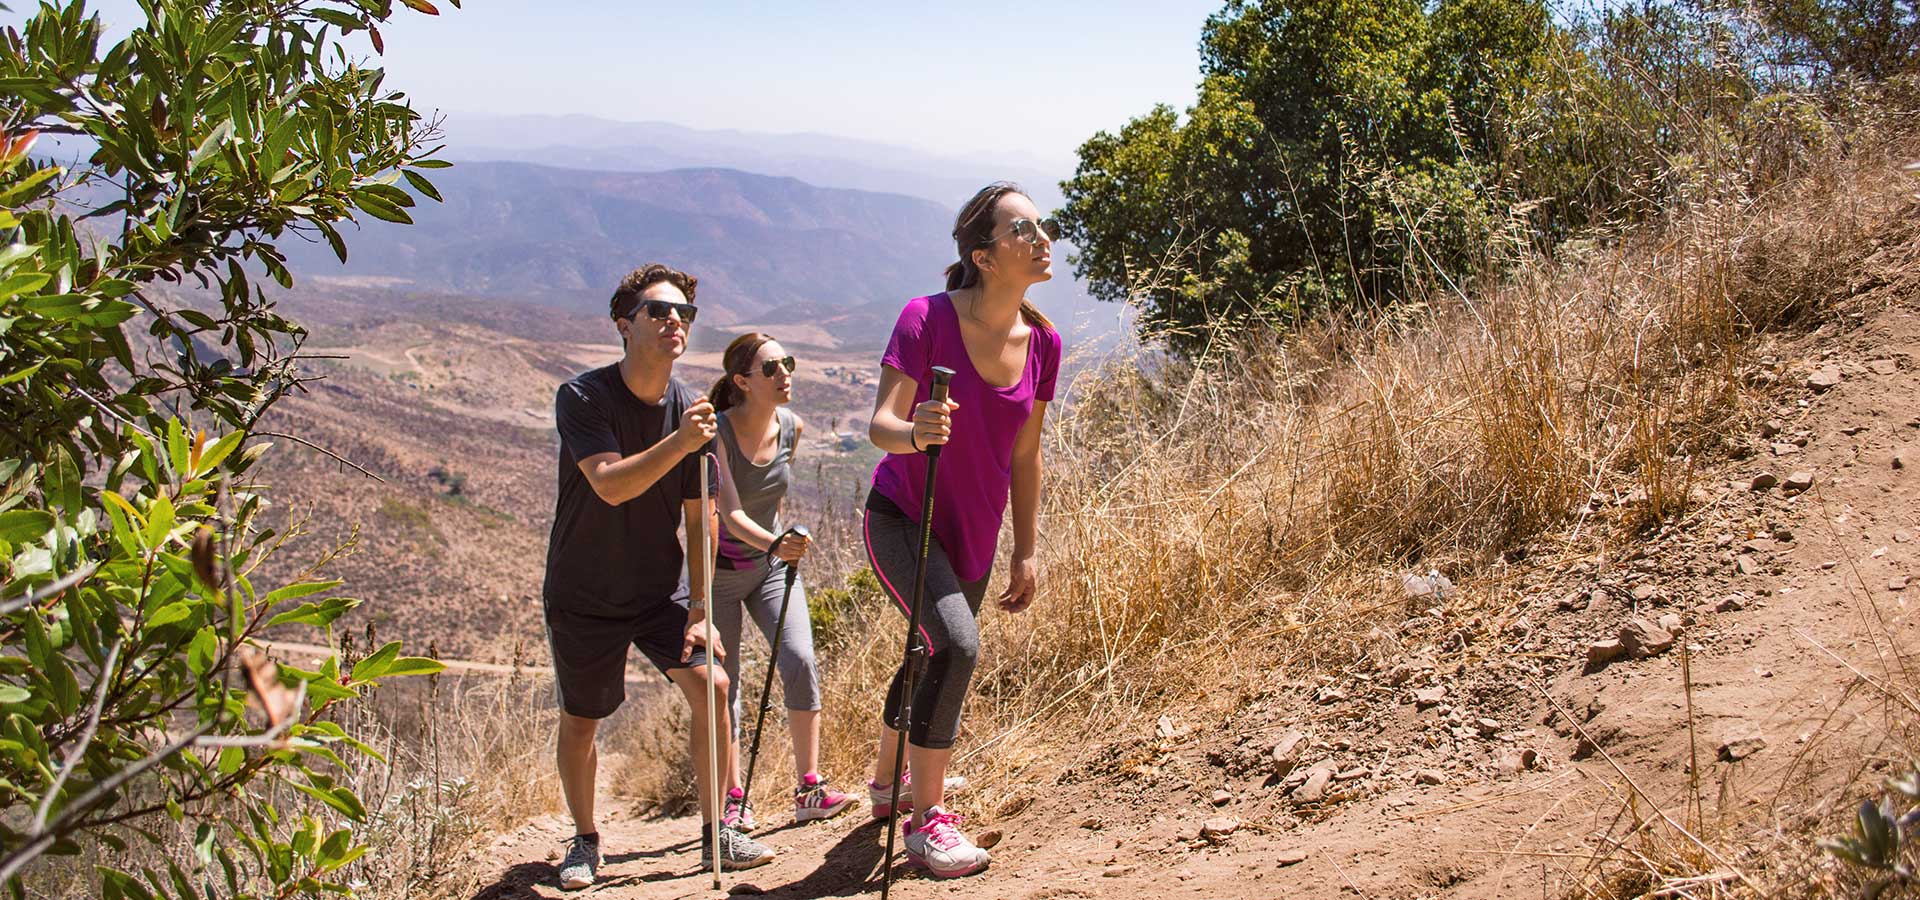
[543,364,716,619]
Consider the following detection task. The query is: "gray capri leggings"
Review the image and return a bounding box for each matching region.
[711,555,821,741]
[863,492,990,751]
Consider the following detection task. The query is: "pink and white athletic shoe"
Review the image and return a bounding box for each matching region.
[903,806,990,878]
[869,769,968,818]
[793,773,855,822]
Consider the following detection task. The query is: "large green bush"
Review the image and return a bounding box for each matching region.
[1058,0,1557,355]
[1057,0,1916,356]
[0,0,453,895]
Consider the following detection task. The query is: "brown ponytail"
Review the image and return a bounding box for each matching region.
[945,182,1055,332]
[709,332,775,413]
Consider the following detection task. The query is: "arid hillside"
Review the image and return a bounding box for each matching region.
[449,119,1920,900]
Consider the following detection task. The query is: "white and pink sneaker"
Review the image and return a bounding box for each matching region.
[869,769,968,819]
[794,773,854,822]
[903,806,990,878]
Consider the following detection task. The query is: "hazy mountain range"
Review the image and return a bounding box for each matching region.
[281,162,955,342]
[284,113,1125,347]
[435,112,1068,210]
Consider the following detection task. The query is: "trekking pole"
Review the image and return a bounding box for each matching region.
[701,452,722,891]
[741,524,809,818]
[880,365,954,900]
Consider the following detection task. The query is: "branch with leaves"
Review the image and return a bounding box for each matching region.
[0,0,455,896]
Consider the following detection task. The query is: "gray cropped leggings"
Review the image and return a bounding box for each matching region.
[711,555,821,742]
[863,495,990,751]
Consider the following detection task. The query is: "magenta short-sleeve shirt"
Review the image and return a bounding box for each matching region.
[871,292,1062,582]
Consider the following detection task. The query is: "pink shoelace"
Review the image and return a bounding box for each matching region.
[917,809,967,850]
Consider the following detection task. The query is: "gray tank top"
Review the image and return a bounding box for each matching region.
[715,407,795,568]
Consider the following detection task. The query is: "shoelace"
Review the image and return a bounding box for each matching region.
[919,810,967,851]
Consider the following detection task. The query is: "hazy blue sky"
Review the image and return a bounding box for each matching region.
[22,1,1226,169]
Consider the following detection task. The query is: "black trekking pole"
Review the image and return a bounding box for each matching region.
[741,524,808,819]
[879,366,954,900]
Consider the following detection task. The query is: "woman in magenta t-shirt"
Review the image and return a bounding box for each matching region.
[861,182,1063,878]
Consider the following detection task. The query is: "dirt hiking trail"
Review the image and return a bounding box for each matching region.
[471,295,1917,899]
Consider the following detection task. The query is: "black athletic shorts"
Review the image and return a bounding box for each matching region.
[544,597,711,720]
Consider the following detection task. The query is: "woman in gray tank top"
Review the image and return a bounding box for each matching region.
[707,333,855,830]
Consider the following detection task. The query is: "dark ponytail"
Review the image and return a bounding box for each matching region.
[945,182,1056,332]
[709,332,775,413]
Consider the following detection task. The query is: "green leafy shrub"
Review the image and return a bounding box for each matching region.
[1057,0,1916,357]
[0,0,455,894]
[809,567,881,650]
[1823,767,1920,896]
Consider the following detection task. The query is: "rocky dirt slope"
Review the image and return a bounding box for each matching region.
[465,255,1916,898]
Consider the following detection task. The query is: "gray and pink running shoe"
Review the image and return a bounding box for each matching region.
[903,806,990,878]
[869,769,968,819]
[793,773,854,822]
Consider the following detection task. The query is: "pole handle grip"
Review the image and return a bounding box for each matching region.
[926,367,955,459]
[776,525,808,584]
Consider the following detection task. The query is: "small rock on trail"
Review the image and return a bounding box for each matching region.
[1619,618,1676,659]
[1201,818,1239,841]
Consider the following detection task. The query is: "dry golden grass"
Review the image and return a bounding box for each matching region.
[173,84,1920,900]
[780,80,1920,894]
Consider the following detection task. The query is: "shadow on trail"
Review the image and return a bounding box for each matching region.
[467,834,699,899]
[468,818,918,899]
[468,861,550,900]
[748,818,897,898]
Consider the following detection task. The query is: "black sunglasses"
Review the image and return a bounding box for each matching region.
[758,355,797,377]
[621,298,698,325]
[986,217,1059,246]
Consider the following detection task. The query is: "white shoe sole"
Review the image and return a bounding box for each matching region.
[707,852,776,871]
[560,874,594,890]
[906,849,990,879]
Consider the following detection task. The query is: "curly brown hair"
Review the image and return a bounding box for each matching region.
[609,263,698,319]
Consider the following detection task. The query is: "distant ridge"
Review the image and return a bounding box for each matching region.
[438,112,1067,209]
[279,160,956,336]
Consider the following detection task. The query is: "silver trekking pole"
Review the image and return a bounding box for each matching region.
[741,524,808,820]
[701,452,722,891]
[879,365,954,900]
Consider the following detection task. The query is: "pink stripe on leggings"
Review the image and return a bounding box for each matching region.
[864,508,932,650]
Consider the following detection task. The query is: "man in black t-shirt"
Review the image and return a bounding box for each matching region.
[543,264,775,889]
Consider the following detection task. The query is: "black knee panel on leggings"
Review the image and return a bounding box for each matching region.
[864,494,990,751]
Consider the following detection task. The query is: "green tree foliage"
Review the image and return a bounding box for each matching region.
[1057,0,1916,355]
[1059,0,1555,354]
[0,0,453,894]
[1753,0,1918,81]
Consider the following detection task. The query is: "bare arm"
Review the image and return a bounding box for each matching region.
[869,366,956,455]
[1009,400,1047,560]
[577,398,715,506]
[1000,400,1047,613]
[680,497,726,662]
